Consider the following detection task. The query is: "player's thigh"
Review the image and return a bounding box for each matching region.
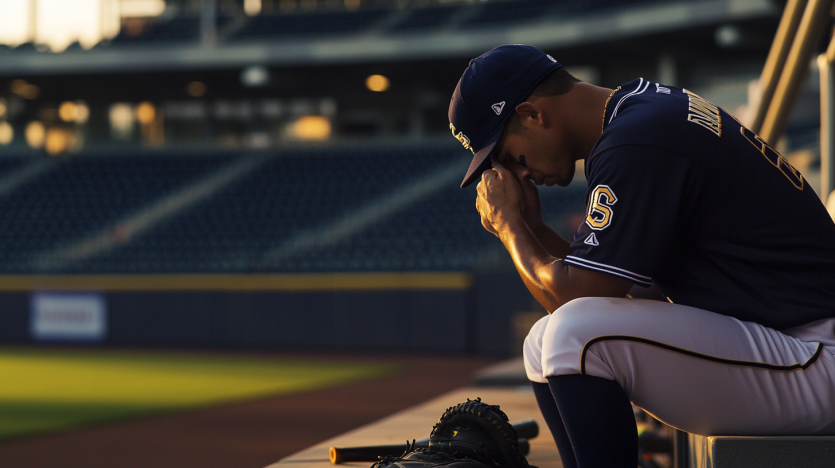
[540,297,835,435]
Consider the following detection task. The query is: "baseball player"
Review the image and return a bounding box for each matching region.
[449,45,835,468]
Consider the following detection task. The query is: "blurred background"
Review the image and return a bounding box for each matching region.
[0,0,830,467]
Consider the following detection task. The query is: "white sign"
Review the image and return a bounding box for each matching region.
[30,292,107,341]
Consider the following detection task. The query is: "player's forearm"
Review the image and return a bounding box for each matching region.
[497,216,570,313]
[528,222,571,259]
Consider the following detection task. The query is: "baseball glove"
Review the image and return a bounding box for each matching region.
[427,398,532,468]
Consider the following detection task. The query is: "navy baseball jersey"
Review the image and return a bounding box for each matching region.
[566,78,835,330]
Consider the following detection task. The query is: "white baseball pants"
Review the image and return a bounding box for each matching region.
[523,297,835,436]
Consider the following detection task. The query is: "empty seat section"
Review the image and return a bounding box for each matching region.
[463,0,557,27]
[387,5,461,33]
[0,157,33,178]
[111,16,231,44]
[0,154,231,272]
[230,9,390,40]
[23,146,588,274]
[462,0,658,28]
[286,182,587,272]
[74,146,457,273]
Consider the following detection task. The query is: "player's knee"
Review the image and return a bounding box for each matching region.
[523,314,551,383]
[540,297,626,380]
[549,297,619,340]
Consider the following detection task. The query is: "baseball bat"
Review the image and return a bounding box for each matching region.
[329,419,538,464]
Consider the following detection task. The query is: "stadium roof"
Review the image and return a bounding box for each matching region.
[0,0,776,76]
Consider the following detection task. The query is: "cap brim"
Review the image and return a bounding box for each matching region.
[460,127,503,188]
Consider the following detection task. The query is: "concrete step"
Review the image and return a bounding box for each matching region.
[267,386,560,468]
[473,356,530,387]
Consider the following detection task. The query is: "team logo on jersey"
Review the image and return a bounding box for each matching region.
[584,233,600,246]
[491,102,505,115]
[546,54,557,63]
[655,83,670,94]
[586,185,618,230]
[449,123,474,154]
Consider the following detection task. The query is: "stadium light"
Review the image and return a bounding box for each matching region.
[344,0,361,10]
[241,66,270,87]
[109,103,135,140]
[0,122,13,146]
[291,115,331,140]
[75,102,90,124]
[366,74,390,92]
[715,25,741,48]
[45,127,73,155]
[187,81,208,97]
[135,102,156,125]
[59,101,89,124]
[0,99,6,119]
[59,102,76,122]
[244,0,262,16]
[25,121,45,149]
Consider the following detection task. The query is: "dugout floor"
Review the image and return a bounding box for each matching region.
[0,351,496,468]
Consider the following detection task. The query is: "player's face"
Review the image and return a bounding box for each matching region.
[492,125,577,187]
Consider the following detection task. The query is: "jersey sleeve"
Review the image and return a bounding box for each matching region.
[566,144,699,287]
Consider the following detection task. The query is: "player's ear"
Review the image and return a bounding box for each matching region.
[514,102,545,129]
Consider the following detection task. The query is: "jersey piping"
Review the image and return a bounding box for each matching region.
[580,335,825,375]
[565,255,652,287]
[609,78,650,123]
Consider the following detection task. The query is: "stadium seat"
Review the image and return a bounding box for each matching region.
[230,9,391,40]
[0,146,586,274]
[111,15,232,44]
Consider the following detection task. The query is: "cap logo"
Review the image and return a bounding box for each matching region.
[450,123,474,154]
[491,101,505,115]
[546,54,557,62]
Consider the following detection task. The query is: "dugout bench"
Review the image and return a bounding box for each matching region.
[684,434,835,468]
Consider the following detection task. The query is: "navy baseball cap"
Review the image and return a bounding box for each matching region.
[449,45,563,188]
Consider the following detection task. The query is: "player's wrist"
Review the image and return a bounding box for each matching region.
[494,209,528,238]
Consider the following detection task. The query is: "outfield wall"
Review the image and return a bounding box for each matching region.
[0,272,537,356]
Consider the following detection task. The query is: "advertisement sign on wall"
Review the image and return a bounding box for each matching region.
[30,292,107,342]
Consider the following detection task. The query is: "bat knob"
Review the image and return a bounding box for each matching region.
[329,446,343,464]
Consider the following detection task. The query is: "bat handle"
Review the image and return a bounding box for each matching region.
[512,419,539,440]
[330,441,415,464]
[327,419,538,464]
[518,438,530,456]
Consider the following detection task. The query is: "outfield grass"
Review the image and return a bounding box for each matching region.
[0,348,399,440]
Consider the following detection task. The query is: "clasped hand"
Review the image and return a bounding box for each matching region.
[475,163,543,237]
